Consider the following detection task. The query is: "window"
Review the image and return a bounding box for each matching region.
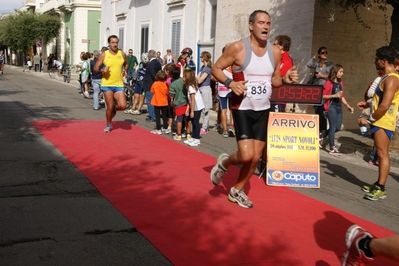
[141,24,149,54]
[171,20,181,57]
[119,27,124,52]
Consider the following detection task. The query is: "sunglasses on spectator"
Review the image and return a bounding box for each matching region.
[320,51,328,55]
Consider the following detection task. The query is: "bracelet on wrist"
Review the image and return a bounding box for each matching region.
[224,78,233,88]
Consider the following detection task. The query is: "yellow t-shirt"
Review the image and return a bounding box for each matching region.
[101,50,125,87]
[372,73,399,131]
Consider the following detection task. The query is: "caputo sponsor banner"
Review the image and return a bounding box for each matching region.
[266,112,320,188]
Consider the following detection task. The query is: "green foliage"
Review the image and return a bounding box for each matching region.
[0,11,61,52]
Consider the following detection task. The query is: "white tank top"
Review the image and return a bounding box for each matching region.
[165,54,174,64]
[231,38,275,111]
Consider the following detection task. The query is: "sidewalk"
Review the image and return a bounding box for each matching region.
[14,65,399,168]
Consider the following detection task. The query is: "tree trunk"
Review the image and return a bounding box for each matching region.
[41,42,49,73]
[388,1,399,50]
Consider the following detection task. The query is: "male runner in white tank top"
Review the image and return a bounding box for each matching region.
[211,10,298,208]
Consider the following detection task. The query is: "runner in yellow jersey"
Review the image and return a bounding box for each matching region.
[94,35,128,132]
[356,46,399,201]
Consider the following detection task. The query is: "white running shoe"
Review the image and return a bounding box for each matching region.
[188,139,200,147]
[210,153,229,185]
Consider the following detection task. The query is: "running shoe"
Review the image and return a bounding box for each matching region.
[173,135,182,141]
[200,128,208,135]
[181,133,187,138]
[151,129,162,135]
[163,128,171,134]
[364,185,386,201]
[124,109,134,114]
[342,224,374,266]
[183,138,194,144]
[368,160,379,166]
[186,134,191,139]
[329,146,342,156]
[319,137,324,149]
[361,183,376,193]
[104,125,112,133]
[228,127,236,137]
[210,153,229,185]
[132,109,141,115]
[188,139,200,147]
[222,130,229,138]
[228,187,253,208]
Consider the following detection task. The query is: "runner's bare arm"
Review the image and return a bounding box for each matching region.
[271,45,282,87]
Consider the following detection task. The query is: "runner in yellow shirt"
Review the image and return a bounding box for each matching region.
[94,35,128,132]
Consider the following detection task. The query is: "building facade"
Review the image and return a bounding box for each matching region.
[99,0,217,70]
[38,0,101,65]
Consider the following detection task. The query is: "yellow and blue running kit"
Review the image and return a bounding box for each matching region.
[370,73,399,139]
[101,49,125,92]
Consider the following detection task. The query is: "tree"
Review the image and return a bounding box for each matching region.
[0,11,61,65]
[319,0,399,50]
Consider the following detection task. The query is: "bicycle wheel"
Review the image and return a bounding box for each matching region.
[124,85,133,109]
[66,70,71,83]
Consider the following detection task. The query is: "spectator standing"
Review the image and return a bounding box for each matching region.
[150,70,169,134]
[163,49,176,64]
[94,35,128,133]
[126,53,149,115]
[179,47,196,76]
[0,50,5,74]
[169,64,188,141]
[271,35,293,112]
[218,44,235,138]
[156,51,164,66]
[196,51,213,135]
[126,49,138,81]
[33,53,41,72]
[183,69,205,147]
[321,64,354,155]
[164,63,175,133]
[357,46,399,201]
[307,46,334,147]
[79,53,90,98]
[143,50,162,122]
[90,50,103,110]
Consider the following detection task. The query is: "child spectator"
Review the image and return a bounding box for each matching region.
[169,64,188,141]
[150,70,169,134]
[164,63,175,134]
[183,69,204,147]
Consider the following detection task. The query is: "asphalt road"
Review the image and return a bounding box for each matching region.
[0,67,398,265]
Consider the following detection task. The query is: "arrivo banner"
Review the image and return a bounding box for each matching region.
[266,112,320,188]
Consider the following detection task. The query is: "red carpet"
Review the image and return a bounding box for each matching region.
[33,120,396,265]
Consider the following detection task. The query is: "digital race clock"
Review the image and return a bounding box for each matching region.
[270,84,323,105]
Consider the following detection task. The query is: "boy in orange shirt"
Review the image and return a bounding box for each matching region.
[150,70,169,134]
